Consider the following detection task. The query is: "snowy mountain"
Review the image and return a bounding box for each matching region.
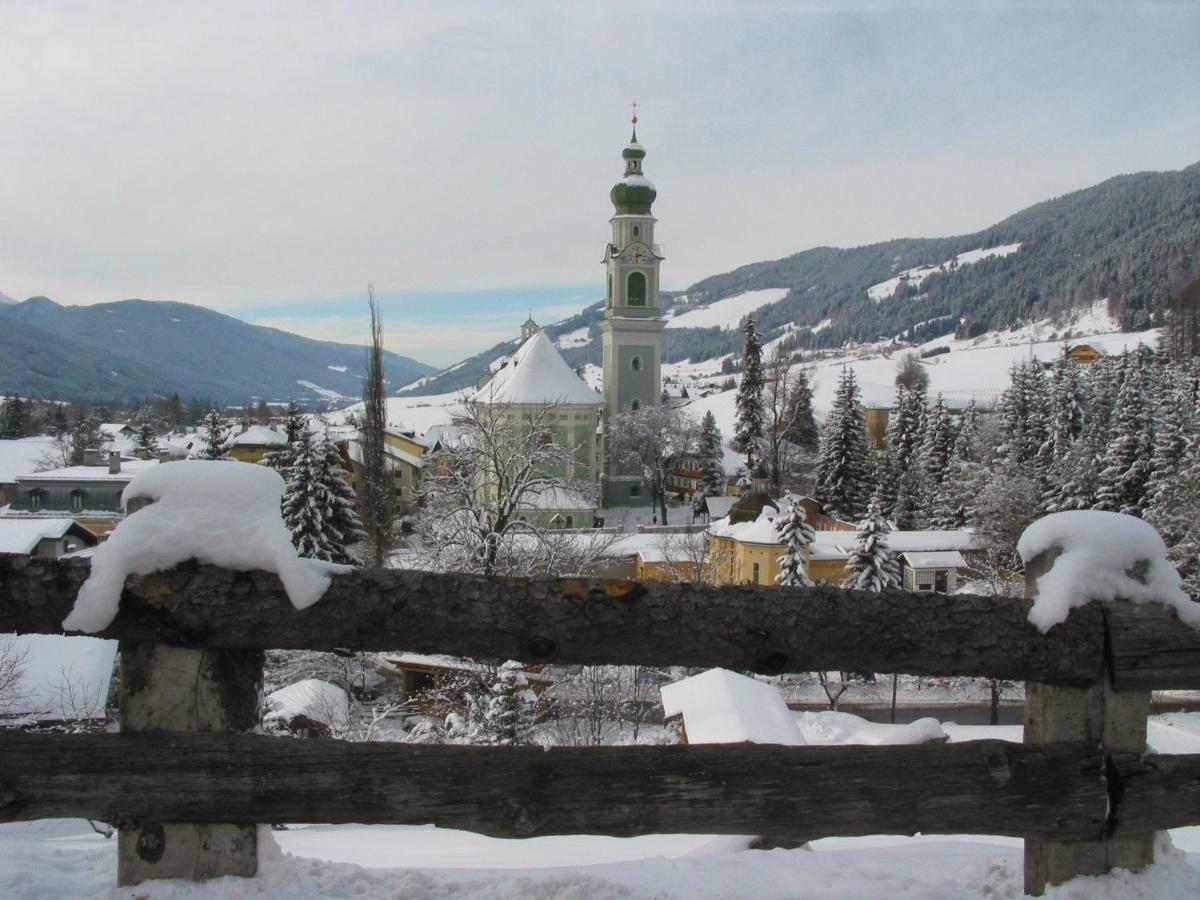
[403,158,1199,398]
[0,296,435,403]
[0,290,18,305]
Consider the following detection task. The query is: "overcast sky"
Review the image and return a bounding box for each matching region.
[2,1,1199,367]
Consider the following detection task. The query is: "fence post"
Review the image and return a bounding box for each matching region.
[116,642,264,886]
[1022,547,1153,896]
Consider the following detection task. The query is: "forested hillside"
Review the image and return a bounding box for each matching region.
[405,160,1200,396]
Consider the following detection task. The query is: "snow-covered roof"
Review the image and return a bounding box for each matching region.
[346,438,424,470]
[712,512,977,556]
[660,668,806,746]
[899,550,967,570]
[421,423,470,449]
[15,459,158,482]
[704,496,737,520]
[0,436,61,483]
[232,425,287,446]
[0,518,96,555]
[472,330,601,407]
[518,485,595,511]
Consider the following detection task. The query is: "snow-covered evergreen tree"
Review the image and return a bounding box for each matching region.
[841,501,901,592]
[775,499,815,587]
[470,662,534,746]
[697,410,726,499]
[891,463,929,530]
[994,360,1050,471]
[885,385,925,478]
[783,366,819,453]
[1040,353,1088,467]
[731,314,766,470]
[929,457,989,529]
[282,428,338,561]
[1146,434,1200,598]
[199,409,233,460]
[952,399,983,462]
[919,393,955,486]
[1094,362,1155,517]
[317,428,365,564]
[816,367,872,521]
[134,421,159,456]
[264,400,306,471]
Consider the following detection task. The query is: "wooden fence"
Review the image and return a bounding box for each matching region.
[2,548,1200,895]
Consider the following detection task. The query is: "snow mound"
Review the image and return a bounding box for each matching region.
[796,710,947,746]
[64,460,336,633]
[1018,510,1200,633]
[660,668,806,745]
[265,679,349,732]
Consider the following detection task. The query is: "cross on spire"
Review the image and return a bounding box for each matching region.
[630,100,639,124]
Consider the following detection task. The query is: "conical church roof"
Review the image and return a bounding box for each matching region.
[472,330,601,407]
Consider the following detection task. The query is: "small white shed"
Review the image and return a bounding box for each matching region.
[900,550,967,593]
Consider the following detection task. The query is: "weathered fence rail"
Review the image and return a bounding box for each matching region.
[3,553,1200,895]
[6,556,1199,686]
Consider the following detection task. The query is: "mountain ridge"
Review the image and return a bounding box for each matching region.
[0,295,435,403]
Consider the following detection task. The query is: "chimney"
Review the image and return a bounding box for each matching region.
[83,448,101,466]
[109,454,122,475]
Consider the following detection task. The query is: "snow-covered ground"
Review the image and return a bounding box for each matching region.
[666,288,789,330]
[868,243,1022,302]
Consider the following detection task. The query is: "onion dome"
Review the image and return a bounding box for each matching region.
[610,119,656,215]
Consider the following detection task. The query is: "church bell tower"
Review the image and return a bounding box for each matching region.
[600,110,667,507]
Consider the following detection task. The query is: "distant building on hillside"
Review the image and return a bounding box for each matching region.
[1064,341,1107,364]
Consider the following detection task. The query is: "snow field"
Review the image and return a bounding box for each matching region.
[666,289,789,330]
[867,244,1022,302]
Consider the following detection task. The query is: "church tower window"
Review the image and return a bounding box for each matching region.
[627,271,646,306]
[631,356,642,371]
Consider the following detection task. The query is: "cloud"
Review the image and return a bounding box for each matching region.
[2,1,1198,366]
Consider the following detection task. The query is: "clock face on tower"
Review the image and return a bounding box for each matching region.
[627,245,650,265]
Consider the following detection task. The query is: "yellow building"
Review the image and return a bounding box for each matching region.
[229,424,288,464]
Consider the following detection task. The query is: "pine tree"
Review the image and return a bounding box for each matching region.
[0,395,27,439]
[886,386,925,477]
[731,314,766,469]
[263,401,305,471]
[1094,363,1154,517]
[697,410,726,499]
[317,429,365,564]
[953,399,982,462]
[1040,353,1088,467]
[1145,377,1195,513]
[1146,434,1200,598]
[775,499,815,587]
[815,367,872,521]
[199,409,233,460]
[49,405,70,438]
[841,501,901,592]
[919,394,955,487]
[471,663,534,746]
[783,367,819,453]
[929,457,988,529]
[134,421,159,457]
[281,429,337,561]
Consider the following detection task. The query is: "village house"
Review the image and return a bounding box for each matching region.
[7,454,159,536]
[0,517,99,559]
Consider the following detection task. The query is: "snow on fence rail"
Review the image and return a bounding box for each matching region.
[2,553,1200,895]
